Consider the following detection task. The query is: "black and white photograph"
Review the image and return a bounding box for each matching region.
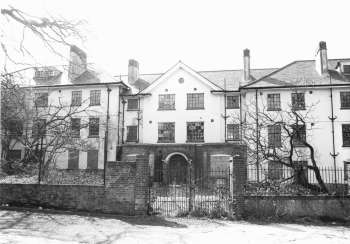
[0,0,350,243]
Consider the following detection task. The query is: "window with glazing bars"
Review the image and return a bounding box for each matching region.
[126,125,138,142]
[292,124,306,146]
[268,124,282,147]
[227,124,240,141]
[342,124,350,147]
[71,91,82,106]
[187,93,204,109]
[71,118,81,138]
[291,93,305,110]
[8,120,23,137]
[187,122,204,142]
[34,92,48,107]
[267,93,281,111]
[343,65,350,74]
[127,98,139,110]
[340,92,350,109]
[87,150,99,169]
[226,95,239,109]
[90,90,101,106]
[89,118,99,137]
[158,94,175,110]
[158,122,175,143]
[68,149,79,169]
[32,119,46,138]
[6,150,22,161]
[268,160,283,180]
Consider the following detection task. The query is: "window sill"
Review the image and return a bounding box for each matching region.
[186,108,204,110]
[342,145,350,147]
[267,108,281,111]
[226,139,240,142]
[88,135,100,138]
[126,140,138,143]
[157,140,175,143]
[340,107,350,110]
[186,140,204,143]
[127,109,140,111]
[89,104,101,107]
[157,108,175,111]
[71,104,81,107]
[292,108,306,111]
[226,107,239,109]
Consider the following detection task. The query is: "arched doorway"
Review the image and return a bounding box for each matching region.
[167,153,189,185]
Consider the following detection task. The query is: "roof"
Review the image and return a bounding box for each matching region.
[115,67,277,92]
[242,59,350,89]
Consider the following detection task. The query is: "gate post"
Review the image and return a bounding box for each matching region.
[233,148,247,219]
[188,161,194,213]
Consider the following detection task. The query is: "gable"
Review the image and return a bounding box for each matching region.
[141,61,223,94]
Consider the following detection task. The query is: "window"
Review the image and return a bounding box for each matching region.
[90,90,101,106]
[158,122,175,143]
[71,118,81,138]
[158,94,175,110]
[187,122,204,142]
[68,149,79,169]
[34,92,48,107]
[87,150,99,169]
[126,125,138,142]
[342,124,350,147]
[226,95,239,109]
[8,120,23,137]
[267,93,281,111]
[89,118,99,137]
[127,98,139,110]
[340,92,350,109]
[268,124,281,147]
[227,124,240,141]
[268,161,283,180]
[343,65,350,74]
[293,161,308,183]
[6,150,22,161]
[71,91,82,106]
[32,119,46,138]
[291,93,305,110]
[187,93,204,110]
[292,124,306,146]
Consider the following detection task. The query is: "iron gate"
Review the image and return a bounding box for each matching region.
[149,166,235,217]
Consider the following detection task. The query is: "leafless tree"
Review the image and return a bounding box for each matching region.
[236,92,328,193]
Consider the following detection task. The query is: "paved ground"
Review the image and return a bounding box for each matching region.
[0,209,349,244]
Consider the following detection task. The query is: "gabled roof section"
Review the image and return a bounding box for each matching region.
[141,61,223,93]
[242,59,350,89]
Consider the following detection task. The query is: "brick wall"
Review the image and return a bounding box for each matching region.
[0,155,150,215]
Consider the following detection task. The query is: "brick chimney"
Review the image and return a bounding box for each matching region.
[243,49,251,82]
[128,59,139,86]
[68,45,87,81]
[316,41,328,75]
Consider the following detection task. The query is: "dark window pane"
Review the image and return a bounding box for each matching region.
[343,124,350,147]
[187,93,204,110]
[71,91,82,106]
[8,120,23,137]
[126,125,138,142]
[292,124,306,146]
[343,65,350,74]
[268,124,281,147]
[6,150,22,161]
[32,119,46,138]
[227,124,240,141]
[87,150,98,169]
[127,98,139,110]
[187,122,204,142]
[291,93,305,110]
[158,94,175,110]
[89,118,99,137]
[71,118,81,138]
[158,122,175,143]
[226,95,239,109]
[340,92,350,109]
[34,92,48,107]
[267,93,281,111]
[293,161,308,183]
[268,161,283,180]
[68,149,79,169]
[90,90,101,106]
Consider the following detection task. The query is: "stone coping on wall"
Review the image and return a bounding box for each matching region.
[242,195,350,199]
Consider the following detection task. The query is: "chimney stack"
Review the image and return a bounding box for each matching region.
[243,49,251,82]
[316,41,328,75]
[68,45,87,81]
[128,59,139,85]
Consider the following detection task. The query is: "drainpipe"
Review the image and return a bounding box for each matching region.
[239,93,242,141]
[223,79,227,142]
[137,96,141,143]
[328,74,338,183]
[255,89,260,182]
[104,87,111,186]
[121,97,126,144]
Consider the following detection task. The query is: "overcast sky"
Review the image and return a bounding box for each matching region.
[2,0,350,76]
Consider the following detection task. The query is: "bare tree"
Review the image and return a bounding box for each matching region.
[236,92,328,193]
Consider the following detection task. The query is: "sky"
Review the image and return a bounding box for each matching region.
[2,0,350,76]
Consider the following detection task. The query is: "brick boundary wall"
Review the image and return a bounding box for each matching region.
[0,155,150,215]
